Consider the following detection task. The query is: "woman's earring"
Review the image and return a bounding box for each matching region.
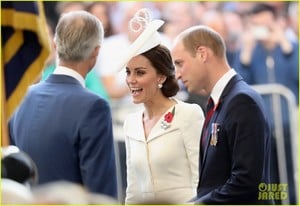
[158,83,163,89]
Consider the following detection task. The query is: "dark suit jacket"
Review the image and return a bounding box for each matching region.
[196,74,271,204]
[9,75,117,198]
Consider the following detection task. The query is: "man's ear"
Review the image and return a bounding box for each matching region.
[196,46,208,62]
[53,40,57,50]
[91,45,100,58]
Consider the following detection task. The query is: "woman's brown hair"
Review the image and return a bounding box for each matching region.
[142,45,179,97]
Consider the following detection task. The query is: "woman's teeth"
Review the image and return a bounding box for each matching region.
[131,88,143,95]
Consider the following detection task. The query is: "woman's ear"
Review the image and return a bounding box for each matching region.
[158,75,167,85]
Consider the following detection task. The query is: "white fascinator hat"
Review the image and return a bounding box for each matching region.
[114,8,164,72]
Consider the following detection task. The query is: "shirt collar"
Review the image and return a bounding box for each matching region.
[53,66,85,88]
[210,69,236,105]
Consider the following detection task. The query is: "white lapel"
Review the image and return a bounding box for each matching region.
[147,122,179,142]
[125,111,146,142]
[125,99,181,143]
[147,102,180,142]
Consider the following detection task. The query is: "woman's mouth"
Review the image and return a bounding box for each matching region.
[130,87,143,96]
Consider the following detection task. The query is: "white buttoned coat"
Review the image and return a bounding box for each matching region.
[124,100,204,204]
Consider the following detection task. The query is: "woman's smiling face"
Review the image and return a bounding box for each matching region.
[126,55,165,104]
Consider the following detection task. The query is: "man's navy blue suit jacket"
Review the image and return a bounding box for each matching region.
[9,75,117,198]
[196,74,271,204]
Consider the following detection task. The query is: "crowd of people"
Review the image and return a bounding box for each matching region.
[3,1,298,205]
[42,2,298,134]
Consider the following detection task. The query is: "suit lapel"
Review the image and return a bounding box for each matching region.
[199,74,243,179]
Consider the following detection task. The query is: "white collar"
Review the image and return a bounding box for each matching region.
[210,69,236,105]
[53,66,85,88]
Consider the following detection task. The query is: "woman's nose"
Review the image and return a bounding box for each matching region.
[126,74,137,84]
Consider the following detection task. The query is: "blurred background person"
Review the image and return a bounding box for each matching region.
[233,3,298,204]
[55,1,86,15]
[222,9,244,67]
[161,2,196,42]
[285,1,298,43]
[2,178,34,204]
[2,146,38,188]
[32,181,118,204]
[1,147,36,204]
[86,2,115,38]
[9,11,117,198]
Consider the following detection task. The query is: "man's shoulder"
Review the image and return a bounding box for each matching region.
[77,89,110,109]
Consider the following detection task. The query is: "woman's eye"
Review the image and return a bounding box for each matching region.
[137,71,145,76]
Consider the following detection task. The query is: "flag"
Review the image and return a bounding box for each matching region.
[1,2,50,145]
[1,2,50,119]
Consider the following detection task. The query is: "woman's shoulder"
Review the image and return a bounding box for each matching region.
[173,99,205,122]
[175,99,203,113]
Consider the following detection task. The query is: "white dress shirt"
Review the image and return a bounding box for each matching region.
[210,69,236,105]
[53,66,85,88]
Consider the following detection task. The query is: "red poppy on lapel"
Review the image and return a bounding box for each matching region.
[161,106,175,130]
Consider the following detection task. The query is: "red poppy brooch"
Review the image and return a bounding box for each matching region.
[161,106,175,130]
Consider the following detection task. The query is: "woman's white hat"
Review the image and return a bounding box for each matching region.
[114,9,164,72]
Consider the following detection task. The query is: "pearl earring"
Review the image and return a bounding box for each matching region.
[158,83,163,89]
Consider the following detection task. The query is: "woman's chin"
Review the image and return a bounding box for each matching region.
[132,97,143,104]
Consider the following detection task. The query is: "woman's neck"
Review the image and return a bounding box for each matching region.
[143,97,176,120]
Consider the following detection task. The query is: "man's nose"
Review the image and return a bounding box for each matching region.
[175,70,181,80]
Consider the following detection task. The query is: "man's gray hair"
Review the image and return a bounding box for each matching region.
[54,11,104,62]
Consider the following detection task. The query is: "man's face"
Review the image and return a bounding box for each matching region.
[250,11,274,41]
[171,41,209,96]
